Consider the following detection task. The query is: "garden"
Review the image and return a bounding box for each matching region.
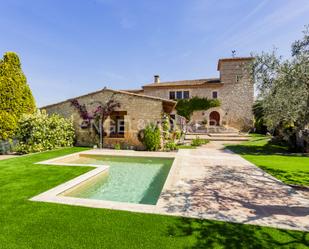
[0,51,210,154]
[0,147,308,249]
[0,27,308,248]
[0,52,74,155]
[226,134,309,187]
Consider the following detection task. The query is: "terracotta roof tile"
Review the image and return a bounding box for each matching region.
[40,88,176,109]
[142,78,221,88]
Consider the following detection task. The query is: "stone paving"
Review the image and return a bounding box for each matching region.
[0,155,17,160]
[185,134,249,141]
[157,141,309,231]
[32,142,309,231]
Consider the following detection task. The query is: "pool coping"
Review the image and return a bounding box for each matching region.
[29,147,309,232]
[30,149,179,215]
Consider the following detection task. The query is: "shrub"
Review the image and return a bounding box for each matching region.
[0,111,17,140]
[162,114,171,141]
[141,123,161,151]
[164,141,177,151]
[15,110,75,154]
[114,143,121,150]
[174,129,182,140]
[191,137,209,147]
[176,97,220,120]
[0,52,36,139]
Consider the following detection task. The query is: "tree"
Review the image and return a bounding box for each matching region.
[92,98,121,148]
[292,25,309,56]
[252,26,309,151]
[0,52,36,140]
[252,101,267,134]
[0,111,17,140]
[70,92,121,148]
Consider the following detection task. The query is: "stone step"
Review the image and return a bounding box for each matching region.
[184,136,249,142]
[206,137,249,141]
[208,133,250,137]
[187,127,239,134]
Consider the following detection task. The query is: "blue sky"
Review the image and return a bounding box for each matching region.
[0,0,308,106]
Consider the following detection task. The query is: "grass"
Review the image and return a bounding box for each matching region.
[191,137,209,147]
[226,134,309,187]
[0,147,308,248]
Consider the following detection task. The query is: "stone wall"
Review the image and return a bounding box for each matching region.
[143,85,222,100]
[42,90,165,149]
[142,59,254,131]
[218,59,254,130]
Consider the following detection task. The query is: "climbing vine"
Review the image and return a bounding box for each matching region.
[70,99,93,121]
[69,96,121,148]
[176,97,220,120]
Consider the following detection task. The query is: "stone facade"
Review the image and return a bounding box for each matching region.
[42,57,254,148]
[42,89,176,149]
[139,57,254,131]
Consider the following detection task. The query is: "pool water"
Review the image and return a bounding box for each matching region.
[63,155,174,205]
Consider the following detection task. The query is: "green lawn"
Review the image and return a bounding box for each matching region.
[0,147,308,249]
[226,134,309,187]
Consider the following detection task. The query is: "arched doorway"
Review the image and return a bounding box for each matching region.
[209,111,220,126]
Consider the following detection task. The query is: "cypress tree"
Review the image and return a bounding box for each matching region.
[0,52,36,140]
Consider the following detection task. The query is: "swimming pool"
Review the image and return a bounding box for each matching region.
[60,155,174,205]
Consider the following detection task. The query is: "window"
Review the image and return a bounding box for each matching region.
[170,90,190,99]
[118,119,125,134]
[109,111,127,138]
[212,91,218,99]
[176,91,182,99]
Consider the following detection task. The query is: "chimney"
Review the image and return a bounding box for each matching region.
[154,75,160,83]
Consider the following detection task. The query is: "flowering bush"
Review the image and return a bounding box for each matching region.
[15,110,75,154]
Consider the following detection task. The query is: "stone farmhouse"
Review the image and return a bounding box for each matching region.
[42,89,176,149]
[126,57,254,130]
[42,57,254,148]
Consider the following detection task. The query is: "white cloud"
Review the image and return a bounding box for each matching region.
[221,0,309,50]
[220,0,270,38]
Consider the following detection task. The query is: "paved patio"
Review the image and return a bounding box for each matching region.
[32,142,309,231]
[158,141,309,231]
[0,155,17,160]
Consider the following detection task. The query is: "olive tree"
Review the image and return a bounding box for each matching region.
[252,26,309,151]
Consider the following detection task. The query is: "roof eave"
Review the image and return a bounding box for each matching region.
[163,101,177,113]
[40,88,176,109]
[142,82,222,89]
[217,57,254,70]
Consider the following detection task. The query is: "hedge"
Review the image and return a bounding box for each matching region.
[15,111,75,154]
